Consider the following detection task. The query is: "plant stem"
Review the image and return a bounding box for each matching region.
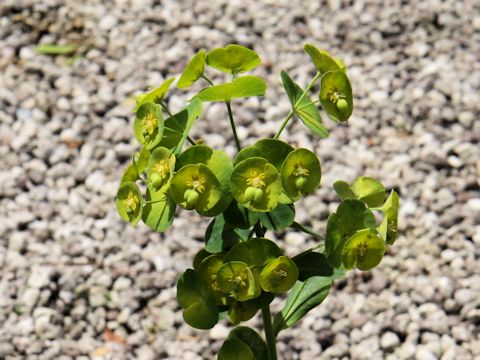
[160,100,173,117]
[274,71,322,139]
[186,136,196,145]
[201,74,214,86]
[262,306,278,360]
[201,74,242,151]
[226,101,241,151]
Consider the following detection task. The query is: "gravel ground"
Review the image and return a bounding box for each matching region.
[1,0,479,359]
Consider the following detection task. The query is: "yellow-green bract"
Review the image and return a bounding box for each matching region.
[206,44,261,74]
[230,157,283,212]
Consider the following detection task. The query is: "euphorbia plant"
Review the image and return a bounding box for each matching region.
[116,43,399,359]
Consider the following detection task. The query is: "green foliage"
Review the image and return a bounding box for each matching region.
[207,44,261,74]
[177,50,206,88]
[135,78,175,112]
[273,275,332,335]
[115,42,398,360]
[196,76,267,102]
[319,70,353,122]
[177,269,219,329]
[35,43,78,55]
[134,102,164,149]
[281,70,328,138]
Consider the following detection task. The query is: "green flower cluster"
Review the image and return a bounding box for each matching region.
[115,43,400,359]
[178,238,298,329]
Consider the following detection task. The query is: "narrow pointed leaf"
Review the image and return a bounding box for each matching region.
[281,71,328,138]
[273,276,332,335]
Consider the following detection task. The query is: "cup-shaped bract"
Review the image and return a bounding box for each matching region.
[146,147,175,193]
[115,182,144,226]
[319,70,353,123]
[177,269,219,330]
[304,44,346,74]
[281,148,321,201]
[177,50,206,89]
[134,102,164,149]
[260,256,299,294]
[206,44,261,75]
[170,164,222,215]
[231,157,283,212]
[379,190,399,245]
[134,77,175,112]
[225,237,283,268]
[342,229,385,271]
[351,176,386,208]
[229,301,258,325]
[217,261,261,301]
[198,254,231,306]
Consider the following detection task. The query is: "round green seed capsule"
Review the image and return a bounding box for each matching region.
[244,186,257,202]
[336,98,348,112]
[295,176,307,191]
[184,189,200,206]
[150,173,163,190]
[253,188,264,204]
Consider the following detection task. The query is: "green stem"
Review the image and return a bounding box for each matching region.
[186,136,196,145]
[201,74,214,86]
[226,101,241,151]
[274,71,322,139]
[160,100,173,117]
[261,306,278,360]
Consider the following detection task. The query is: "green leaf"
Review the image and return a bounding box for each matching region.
[115,182,144,226]
[207,44,261,74]
[290,222,323,238]
[205,214,242,253]
[196,76,266,102]
[319,70,353,123]
[325,199,377,268]
[253,139,294,170]
[228,301,259,325]
[120,163,139,185]
[294,252,333,281]
[379,190,399,245]
[159,98,202,153]
[225,238,283,268]
[228,327,268,360]
[35,44,78,55]
[259,204,295,231]
[223,201,259,229]
[281,71,328,138]
[134,146,150,174]
[351,176,386,208]
[177,50,206,89]
[342,229,385,270]
[218,339,254,360]
[273,276,332,335]
[304,44,344,73]
[177,269,219,329]
[333,180,356,201]
[135,77,175,112]
[142,188,176,232]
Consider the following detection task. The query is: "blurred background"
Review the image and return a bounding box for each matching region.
[0,0,479,359]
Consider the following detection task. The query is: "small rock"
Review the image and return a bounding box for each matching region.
[381,332,400,350]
